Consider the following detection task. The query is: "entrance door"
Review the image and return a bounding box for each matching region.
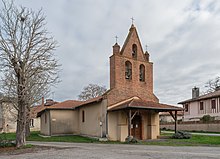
[131,115,142,139]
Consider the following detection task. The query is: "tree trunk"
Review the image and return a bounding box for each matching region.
[16,102,26,147]
[25,119,30,137]
[16,73,27,147]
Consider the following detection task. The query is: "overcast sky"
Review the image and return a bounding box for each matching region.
[13,0,220,106]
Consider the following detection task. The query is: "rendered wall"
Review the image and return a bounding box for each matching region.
[50,110,78,135]
[184,97,220,121]
[0,102,17,133]
[30,117,41,131]
[78,99,107,137]
[108,110,160,141]
[40,111,50,135]
[108,111,118,141]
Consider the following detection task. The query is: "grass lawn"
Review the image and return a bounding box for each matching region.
[27,131,98,143]
[1,131,220,146]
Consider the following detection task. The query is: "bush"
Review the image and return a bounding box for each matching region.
[200,115,214,123]
[172,131,192,139]
[125,136,138,143]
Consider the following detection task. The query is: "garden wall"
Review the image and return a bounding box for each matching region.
[160,121,220,132]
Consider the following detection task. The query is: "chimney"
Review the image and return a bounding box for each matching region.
[45,99,55,106]
[42,97,44,106]
[192,87,199,99]
[215,86,220,91]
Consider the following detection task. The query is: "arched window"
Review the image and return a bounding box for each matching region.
[132,44,137,58]
[125,61,132,80]
[139,64,145,82]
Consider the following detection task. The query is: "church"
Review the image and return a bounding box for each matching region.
[37,24,182,141]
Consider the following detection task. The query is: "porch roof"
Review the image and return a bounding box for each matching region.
[108,97,183,112]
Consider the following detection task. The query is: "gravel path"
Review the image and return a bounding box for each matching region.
[0,141,220,159]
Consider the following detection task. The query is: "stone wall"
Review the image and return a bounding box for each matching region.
[160,121,220,132]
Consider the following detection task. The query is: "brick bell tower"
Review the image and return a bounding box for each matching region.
[107,24,158,106]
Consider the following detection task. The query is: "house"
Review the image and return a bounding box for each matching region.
[37,24,182,141]
[29,98,58,132]
[0,95,16,133]
[179,87,220,121]
[0,94,47,133]
[159,111,183,123]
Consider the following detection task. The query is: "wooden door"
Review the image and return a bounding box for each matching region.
[131,115,142,139]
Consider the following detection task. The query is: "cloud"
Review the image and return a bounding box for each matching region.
[12,0,220,105]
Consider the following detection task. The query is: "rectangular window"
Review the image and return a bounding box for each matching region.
[82,110,85,122]
[185,104,189,112]
[211,99,216,109]
[200,102,204,110]
[30,119,34,127]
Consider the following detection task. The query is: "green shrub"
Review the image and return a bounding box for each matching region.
[200,115,214,123]
[125,136,138,143]
[172,131,192,139]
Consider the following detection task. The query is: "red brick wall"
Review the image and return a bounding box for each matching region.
[107,26,158,106]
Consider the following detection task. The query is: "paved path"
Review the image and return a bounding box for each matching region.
[1,141,220,159]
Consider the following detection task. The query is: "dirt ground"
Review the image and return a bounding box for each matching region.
[0,146,55,156]
[1,141,220,159]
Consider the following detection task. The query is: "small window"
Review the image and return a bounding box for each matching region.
[132,44,137,58]
[200,102,204,110]
[30,119,34,127]
[139,64,145,82]
[211,99,216,109]
[82,110,85,122]
[185,104,189,112]
[125,61,132,80]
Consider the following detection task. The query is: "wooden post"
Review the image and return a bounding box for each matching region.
[128,109,131,137]
[174,111,177,133]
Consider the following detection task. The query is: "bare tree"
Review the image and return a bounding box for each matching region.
[204,76,220,93]
[0,0,60,147]
[78,84,107,101]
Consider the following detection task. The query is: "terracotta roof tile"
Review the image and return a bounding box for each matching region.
[36,96,103,117]
[178,89,220,104]
[30,105,44,118]
[159,111,183,116]
[108,97,183,112]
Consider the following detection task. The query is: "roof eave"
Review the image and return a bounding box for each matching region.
[108,105,183,112]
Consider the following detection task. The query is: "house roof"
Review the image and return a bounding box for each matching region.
[178,89,220,104]
[36,96,103,117]
[108,97,183,112]
[30,105,44,118]
[159,111,183,116]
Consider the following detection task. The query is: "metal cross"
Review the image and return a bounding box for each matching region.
[115,35,118,43]
[131,17,134,24]
[145,44,148,51]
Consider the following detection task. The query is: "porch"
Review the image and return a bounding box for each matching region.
[107,97,183,141]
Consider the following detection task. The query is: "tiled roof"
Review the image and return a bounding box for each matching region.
[36,96,103,117]
[108,97,183,112]
[30,105,44,118]
[46,100,83,109]
[178,89,220,104]
[76,96,103,108]
[159,111,183,116]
